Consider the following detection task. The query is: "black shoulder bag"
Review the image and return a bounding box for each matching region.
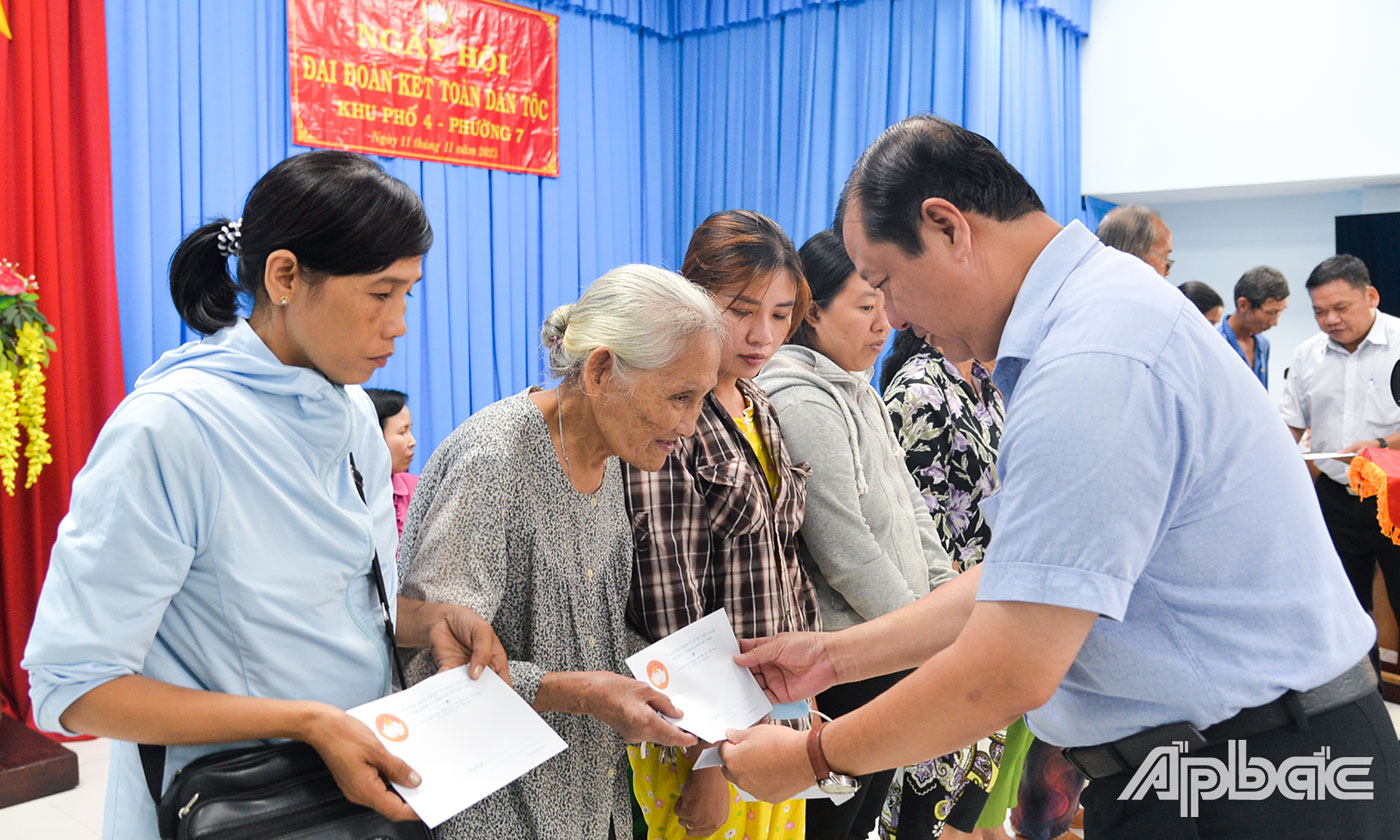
[138,454,432,840]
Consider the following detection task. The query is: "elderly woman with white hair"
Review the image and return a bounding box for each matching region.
[396,264,725,840]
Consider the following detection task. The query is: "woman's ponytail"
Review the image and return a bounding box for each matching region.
[168,219,241,335]
[167,152,431,335]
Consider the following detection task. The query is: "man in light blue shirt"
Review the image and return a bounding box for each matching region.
[719,116,1397,839]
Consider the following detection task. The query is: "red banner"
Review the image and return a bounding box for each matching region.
[1350,447,1400,546]
[289,0,559,176]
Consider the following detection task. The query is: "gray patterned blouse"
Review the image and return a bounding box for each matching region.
[397,390,636,840]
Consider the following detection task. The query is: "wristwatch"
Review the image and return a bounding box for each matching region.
[1379,437,1390,449]
[806,720,860,795]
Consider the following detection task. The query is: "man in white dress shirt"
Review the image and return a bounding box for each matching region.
[1281,254,1400,653]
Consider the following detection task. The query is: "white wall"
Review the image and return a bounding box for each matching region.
[1158,186,1400,392]
[1082,0,1400,201]
[1082,0,1400,392]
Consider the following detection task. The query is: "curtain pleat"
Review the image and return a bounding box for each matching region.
[529,0,1096,42]
[0,0,125,724]
[104,0,1084,468]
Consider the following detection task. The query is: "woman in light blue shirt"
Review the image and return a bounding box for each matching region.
[22,152,505,839]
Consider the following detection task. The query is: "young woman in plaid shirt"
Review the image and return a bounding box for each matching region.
[625,210,820,840]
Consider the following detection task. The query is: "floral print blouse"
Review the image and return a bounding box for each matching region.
[883,348,1004,571]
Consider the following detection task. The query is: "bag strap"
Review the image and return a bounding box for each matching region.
[137,453,408,808]
[348,451,409,690]
[139,742,165,806]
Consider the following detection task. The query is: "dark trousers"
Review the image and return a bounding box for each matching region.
[1316,476,1400,619]
[1079,692,1400,839]
[806,670,911,840]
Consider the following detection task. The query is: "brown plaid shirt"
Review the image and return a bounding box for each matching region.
[625,379,821,645]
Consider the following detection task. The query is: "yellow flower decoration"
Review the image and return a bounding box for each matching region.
[1,262,56,495]
[16,319,46,363]
[0,368,18,496]
[18,359,50,487]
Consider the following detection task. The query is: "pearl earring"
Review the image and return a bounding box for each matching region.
[280,297,289,305]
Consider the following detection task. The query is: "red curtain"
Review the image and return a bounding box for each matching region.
[0,0,126,726]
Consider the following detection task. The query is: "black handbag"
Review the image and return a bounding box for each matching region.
[138,454,433,840]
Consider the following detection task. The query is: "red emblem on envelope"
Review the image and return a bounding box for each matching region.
[376,712,410,742]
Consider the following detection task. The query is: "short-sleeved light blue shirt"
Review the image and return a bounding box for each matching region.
[978,221,1374,748]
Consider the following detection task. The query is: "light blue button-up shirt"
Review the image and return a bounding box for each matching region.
[23,321,399,839]
[978,221,1374,748]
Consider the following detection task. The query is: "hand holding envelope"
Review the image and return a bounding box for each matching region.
[625,609,773,743]
[627,610,853,804]
[347,667,566,828]
[569,670,698,746]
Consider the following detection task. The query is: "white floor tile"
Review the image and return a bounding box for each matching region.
[61,738,110,770]
[0,797,98,839]
[0,737,108,840]
[41,773,109,834]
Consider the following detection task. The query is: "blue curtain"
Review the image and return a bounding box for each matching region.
[673,0,1084,253]
[1081,195,1116,234]
[105,0,1086,469]
[538,0,1088,39]
[106,1,673,467]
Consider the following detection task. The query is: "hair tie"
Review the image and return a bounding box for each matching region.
[545,330,564,350]
[217,218,243,258]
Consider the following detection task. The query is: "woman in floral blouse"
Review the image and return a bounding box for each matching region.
[881,330,1003,572]
[880,332,1081,840]
[858,324,1011,840]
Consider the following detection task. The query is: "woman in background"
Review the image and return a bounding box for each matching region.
[366,387,418,536]
[625,210,818,840]
[758,229,987,840]
[1177,280,1224,326]
[883,332,1079,840]
[881,330,1002,573]
[398,264,724,840]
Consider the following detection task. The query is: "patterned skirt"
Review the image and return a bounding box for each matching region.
[877,727,1007,839]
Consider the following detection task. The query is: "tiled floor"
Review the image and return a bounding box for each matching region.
[5,704,1400,839]
[1,737,109,839]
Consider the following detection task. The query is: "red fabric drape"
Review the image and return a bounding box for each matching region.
[0,0,125,726]
[1349,448,1400,547]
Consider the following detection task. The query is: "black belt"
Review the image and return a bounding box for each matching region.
[1062,658,1377,781]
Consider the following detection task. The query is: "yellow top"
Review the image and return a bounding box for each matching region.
[734,398,780,498]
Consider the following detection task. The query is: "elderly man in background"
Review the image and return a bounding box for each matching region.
[1220,266,1290,389]
[1095,204,1172,276]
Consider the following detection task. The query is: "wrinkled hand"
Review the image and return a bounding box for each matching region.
[303,705,421,822]
[674,765,731,838]
[586,672,698,747]
[428,605,510,683]
[718,724,812,804]
[1341,440,1377,455]
[734,633,838,704]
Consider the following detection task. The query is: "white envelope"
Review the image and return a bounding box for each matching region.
[348,666,567,828]
[1301,451,1357,461]
[625,609,773,743]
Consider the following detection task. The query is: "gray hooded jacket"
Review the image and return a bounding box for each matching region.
[757,345,957,630]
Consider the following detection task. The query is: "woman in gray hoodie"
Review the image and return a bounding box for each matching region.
[756,229,998,840]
